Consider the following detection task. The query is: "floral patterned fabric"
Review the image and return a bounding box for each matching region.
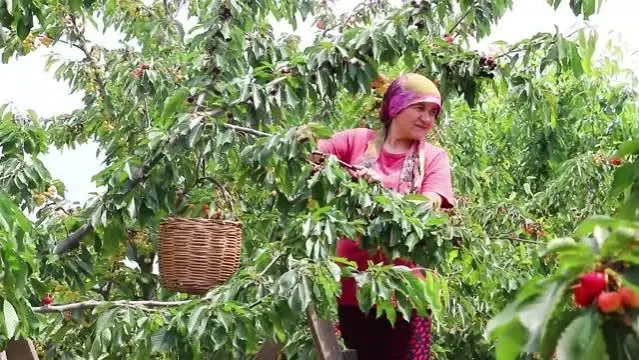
[336,307,432,360]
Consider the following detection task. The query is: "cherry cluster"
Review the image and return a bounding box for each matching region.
[479,56,497,70]
[219,6,232,21]
[573,271,639,314]
[131,63,149,79]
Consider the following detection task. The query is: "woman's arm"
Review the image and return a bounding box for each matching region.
[420,149,456,209]
[313,129,383,183]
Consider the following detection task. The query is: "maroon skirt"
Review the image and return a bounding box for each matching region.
[336,306,432,360]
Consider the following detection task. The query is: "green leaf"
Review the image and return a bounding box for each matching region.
[523,183,532,196]
[601,316,639,360]
[308,123,334,139]
[621,266,639,290]
[556,310,607,360]
[547,0,562,9]
[102,219,124,256]
[70,0,82,12]
[3,300,18,338]
[0,192,31,233]
[127,197,136,218]
[160,89,188,123]
[288,285,304,313]
[487,279,569,353]
[618,140,639,156]
[545,238,595,270]
[279,270,297,293]
[494,319,528,360]
[123,162,134,180]
[90,334,102,360]
[357,282,373,314]
[581,0,595,18]
[405,232,419,252]
[539,307,582,358]
[611,163,637,197]
[252,83,262,110]
[150,328,167,351]
[188,305,205,334]
[326,262,341,282]
[30,278,48,298]
[96,308,116,334]
[90,204,104,229]
[403,194,429,202]
[574,216,639,238]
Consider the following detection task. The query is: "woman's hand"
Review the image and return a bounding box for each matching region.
[422,191,442,209]
[348,165,382,184]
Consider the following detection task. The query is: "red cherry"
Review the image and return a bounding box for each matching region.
[597,291,622,314]
[619,287,639,308]
[443,34,454,43]
[579,271,607,298]
[609,156,623,166]
[573,285,595,307]
[42,294,53,306]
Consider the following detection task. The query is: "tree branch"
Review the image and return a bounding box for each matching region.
[54,134,180,255]
[35,254,285,313]
[53,223,92,254]
[32,299,193,313]
[67,15,116,118]
[52,88,294,254]
[223,123,270,137]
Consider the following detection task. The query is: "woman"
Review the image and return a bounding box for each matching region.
[317,73,456,360]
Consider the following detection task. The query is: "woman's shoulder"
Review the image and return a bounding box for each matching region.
[332,127,376,139]
[424,142,449,156]
[326,127,377,146]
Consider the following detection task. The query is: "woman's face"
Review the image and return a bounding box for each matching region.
[390,102,439,141]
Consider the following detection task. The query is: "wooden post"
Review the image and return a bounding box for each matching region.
[306,304,344,360]
[5,339,39,360]
[254,303,357,360]
[341,349,357,360]
[254,339,282,360]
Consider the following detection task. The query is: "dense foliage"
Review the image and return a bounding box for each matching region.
[1,0,638,359]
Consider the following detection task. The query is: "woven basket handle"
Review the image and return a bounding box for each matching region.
[194,177,237,219]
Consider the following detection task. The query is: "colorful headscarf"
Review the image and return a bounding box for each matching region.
[379,73,441,125]
[356,73,441,195]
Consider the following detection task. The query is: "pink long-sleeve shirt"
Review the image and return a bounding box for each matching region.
[318,128,456,306]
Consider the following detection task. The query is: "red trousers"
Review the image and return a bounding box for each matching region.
[337,306,432,360]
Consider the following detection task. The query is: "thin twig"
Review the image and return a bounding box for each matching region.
[54,38,85,52]
[194,176,235,214]
[258,252,283,277]
[310,151,359,171]
[495,236,547,245]
[319,2,367,37]
[447,1,477,36]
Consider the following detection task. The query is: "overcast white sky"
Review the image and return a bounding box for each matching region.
[1,0,638,204]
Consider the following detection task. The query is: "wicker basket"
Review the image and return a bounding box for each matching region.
[158,178,242,295]
[158,217,242,295]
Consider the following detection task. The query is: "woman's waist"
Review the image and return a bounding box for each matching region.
[335,237,417,269]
